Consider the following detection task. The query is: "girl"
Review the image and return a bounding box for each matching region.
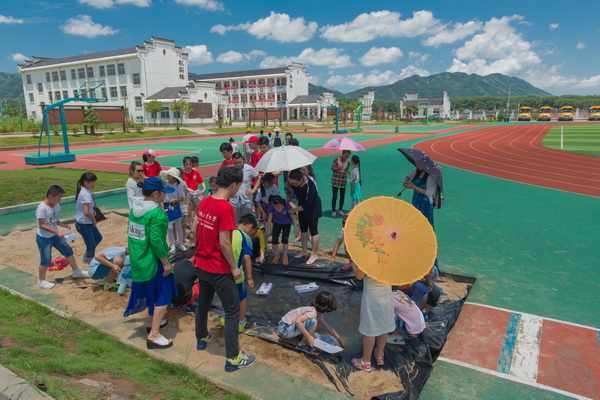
[125,177,177,349]
[351,261,395,372]
[126,161,144,209]
[278,291,345,351]
[142,149,162,177]
[160,168,187,254]
[255,173,280,223]
[229,137,240,154]
[288,169,322,265]
[273,127,283,147]
[266,195,292,266]
[182,156,206,215]
[350,155,362,210]
[75,172,102,264]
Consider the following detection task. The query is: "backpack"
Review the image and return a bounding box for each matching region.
[273,132,282,147]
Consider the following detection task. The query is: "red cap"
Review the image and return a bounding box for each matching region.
[243,136,259,143]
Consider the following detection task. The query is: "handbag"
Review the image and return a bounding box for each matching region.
[93,206,107,222]
[164,202,182,222]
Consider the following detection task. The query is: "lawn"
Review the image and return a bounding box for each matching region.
[0,288,248,400]
[0,129,198,148]
[542,124,600,157]
[0,167,129,207]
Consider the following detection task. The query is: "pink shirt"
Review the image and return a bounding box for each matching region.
[392,290,425,335]
[281,306,317,325]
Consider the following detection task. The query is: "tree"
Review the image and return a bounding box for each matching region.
[83,107,100,135]
[144,100,163,126]
[403,104,419,120]
[170,100,194,130]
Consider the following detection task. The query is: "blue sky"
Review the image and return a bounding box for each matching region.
[1,0,599,95]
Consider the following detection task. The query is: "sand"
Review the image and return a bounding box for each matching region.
[0,211,469,399]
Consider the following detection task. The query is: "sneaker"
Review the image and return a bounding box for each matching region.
[80,255,91,265]
[338,210,346,216]
[272,254,280,264]
[387,335,405,345]
[196,332,213,350]
[178,244,186,252]
[103,282,118,292]
[169,246,177,255]
[37,280,55,289]
[225,351,256,372]
[71,269,89,278]
[238,321,248,332]
[331,211,337,217]
[282,255,289,266]
[181,303,196,316]
[218,317,225,327]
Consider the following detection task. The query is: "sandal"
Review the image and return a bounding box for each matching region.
[351,358,372,372]
[374,348,385,366]
[145,319,168,333]
[146,335,173,349]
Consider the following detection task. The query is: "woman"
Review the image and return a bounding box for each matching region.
[75,172,102,264]
[125,176,178,349]
[331,150,351,217]
[288,168,322,265]
[126,161,144,209]
[403,163,439,274]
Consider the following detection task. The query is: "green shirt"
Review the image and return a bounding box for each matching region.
[127,205,170,282]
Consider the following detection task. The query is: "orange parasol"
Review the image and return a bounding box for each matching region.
[344,196,437,285]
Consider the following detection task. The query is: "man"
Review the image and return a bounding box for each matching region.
[257,136,281,185]
[194,166,256,372]
[242,129,253,163]
[230,152,260,222]
[245,135,262,169]
[219,142,234,168]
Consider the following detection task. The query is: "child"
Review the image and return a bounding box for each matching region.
[229,137,240,154]
[219,213,256,332]
[278,291,345,351]
[350,155,362,210]
[266,195,292,266]
[177,167,190,246]
[142,149,162,177]
[220,142,234,168]
[328,215,351,269]
[89,246,128,291]
[389,286,426,343]
[36,185,88,289]
[182,157,206,236]
[160,168,186,254]
[255,173,279,222]
[75,172,102,264]
[207,176,217,196]
[273,127,283,147]
[248,221,266,264]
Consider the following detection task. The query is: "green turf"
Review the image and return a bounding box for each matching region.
[542,124,600,157]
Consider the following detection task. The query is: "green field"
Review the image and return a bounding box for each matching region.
[542,124,600,157]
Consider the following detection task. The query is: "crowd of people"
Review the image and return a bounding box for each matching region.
[33,128,441,373]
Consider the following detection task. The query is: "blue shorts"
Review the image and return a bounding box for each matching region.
[278,318,316,338]
[237,279,248,302]
[88,263,111,280]
[36,234,74,267]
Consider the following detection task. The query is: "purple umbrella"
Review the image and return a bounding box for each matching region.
[398,148,444,206]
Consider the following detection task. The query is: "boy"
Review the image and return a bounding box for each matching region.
[230,152,260,222]
[171,251,200,315]
[220,142,234,168]
[194,166,256,372]
[244,136,261,168]
[36,185,88,289]
[89,246,127,291]
[219,213,255,332]
[207,176,217,196]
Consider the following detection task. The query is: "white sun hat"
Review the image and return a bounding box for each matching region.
[159,167,185,185]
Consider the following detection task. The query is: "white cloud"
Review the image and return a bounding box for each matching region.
[408,51,430,64]
[423,20,482,47]
[61,15,119,38]
[174,0,224,11]
[359,47,403,66]
[77,0,151,8]
[260,48,352,69]
[0,15,24,24]
[325,67,430,88]
[183,44,213,65]
[320,10,440,42]
[576,42,586,50]
[576,75,600,88]
[447,15,541,76]
[10,53,28,63]
[216,50,265,64]
[211,12,317,43]
[549,23,559,30]
[308,75,319,85]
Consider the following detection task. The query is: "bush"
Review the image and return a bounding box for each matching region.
[133,124,143,133]
[70,126,80,135]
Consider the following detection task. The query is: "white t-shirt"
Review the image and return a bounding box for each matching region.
[281,306,317,325]
[231,164,259,206]
[164,182,185,203]
[76,187,95,224]
[242,133,253,153]
[392,290,426,335]
[126,178,143,209]
[351,167,360,183]
[36,201,60,238]
[231,142,240,154]
[255,185,280,205]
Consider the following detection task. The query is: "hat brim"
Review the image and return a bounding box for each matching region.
[162,186,175,193]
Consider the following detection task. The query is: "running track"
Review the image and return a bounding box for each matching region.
[415,123,600,198]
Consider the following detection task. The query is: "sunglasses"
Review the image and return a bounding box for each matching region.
[135,169,144,172]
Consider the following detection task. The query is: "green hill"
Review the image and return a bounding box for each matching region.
[0,72,25,108]
[310,72,552,100]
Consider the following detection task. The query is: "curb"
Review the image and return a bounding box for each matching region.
[0,365,54,400]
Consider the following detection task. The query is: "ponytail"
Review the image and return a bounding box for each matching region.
[142,154,148,163]
[260,173,275,197]
[76,172,97,200]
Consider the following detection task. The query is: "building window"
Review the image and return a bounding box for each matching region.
[99,66,105,77]
[26,75,32,85]
[55,91,61,101]
[86,67,94,78]
[77,68,85,79]
[51,71,59,82]
[89,90,96,99]
[37,83,43,93]
[107,64,116,76]
[45,72,50,82]
[173,111,181,119]
[73,90,79,98]
[135,96,142,108]
[151,112,157,119]
[62,90,68,99]
[132,73,141,85]
[48,91,53,102]
[110,87,118,98]
[59,70,66,81]
[117,63,125,75]
[31,111,37,119]
[28,93,34,102]
[161,107,170,119]
[119,86,127,97]
[71,69,76,79]
[101,87,107,99]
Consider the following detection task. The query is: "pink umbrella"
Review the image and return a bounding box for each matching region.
[323,136,366,151]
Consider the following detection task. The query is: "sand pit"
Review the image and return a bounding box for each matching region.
[0,211,470,399]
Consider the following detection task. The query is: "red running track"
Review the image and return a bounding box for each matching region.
[415,123,600,198]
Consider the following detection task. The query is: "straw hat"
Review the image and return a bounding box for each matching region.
[159,167,185,185]
[274,126,281,132]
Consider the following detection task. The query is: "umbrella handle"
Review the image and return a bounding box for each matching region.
[397,188,406,197]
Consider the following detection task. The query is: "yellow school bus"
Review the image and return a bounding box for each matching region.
[589,106,600,121]
[538,106,553,121]
[558,106,575,121]
[517,106,532,121]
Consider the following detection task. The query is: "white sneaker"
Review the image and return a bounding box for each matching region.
[178,244,186,252]
[38,280,55,289]
[169,246,177,255]
[71,269,89,278]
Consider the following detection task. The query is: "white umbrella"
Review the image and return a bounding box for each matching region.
[254,146,317,172]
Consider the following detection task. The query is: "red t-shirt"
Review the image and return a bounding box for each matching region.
[250,151,263,168]
[142,161,162,177]
[220,159,233,168]
[182,169,204,190]
[194,196,236,274]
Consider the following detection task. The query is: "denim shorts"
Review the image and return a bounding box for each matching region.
[36,234,74,266]
[278,318,316,338]
[88,263,111,280]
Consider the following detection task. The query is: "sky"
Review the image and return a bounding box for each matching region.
[1,0,599,96]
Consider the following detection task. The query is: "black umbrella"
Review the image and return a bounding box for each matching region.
[397,148,444,200]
